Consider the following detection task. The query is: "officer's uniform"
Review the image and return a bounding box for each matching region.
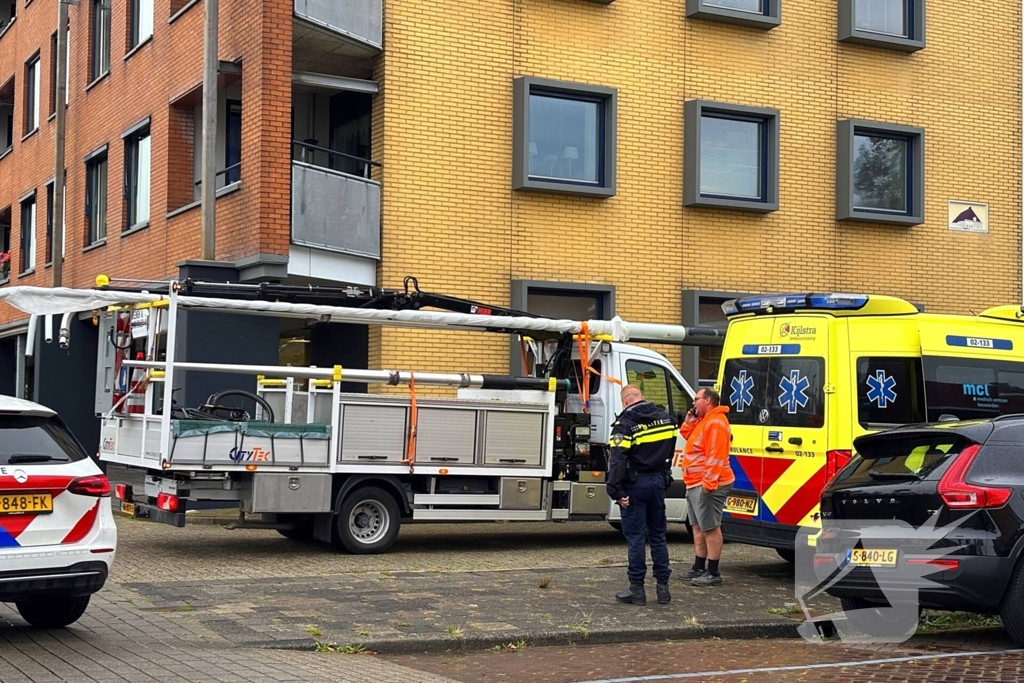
[607,400,677,592]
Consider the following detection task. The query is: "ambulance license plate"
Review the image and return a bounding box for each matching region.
[120,501,136,516]
[724,494,758,515]
[0,493,53,515]
[847,548,898,567]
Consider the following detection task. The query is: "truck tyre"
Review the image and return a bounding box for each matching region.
[16,596,90,628]
[335,486,401,554]
[999,556,1024,644]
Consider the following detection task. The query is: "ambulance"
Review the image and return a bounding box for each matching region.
[714,292,1024,561]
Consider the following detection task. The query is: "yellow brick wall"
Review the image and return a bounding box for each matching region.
[374,0,1021,384]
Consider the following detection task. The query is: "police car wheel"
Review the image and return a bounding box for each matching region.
[335,486,401,554]
[16,596,91,629]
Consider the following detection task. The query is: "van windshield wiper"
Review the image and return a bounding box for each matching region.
[868,469,921,481]
[5,454,71,464]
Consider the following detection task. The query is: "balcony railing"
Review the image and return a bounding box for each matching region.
[291,141,381,260]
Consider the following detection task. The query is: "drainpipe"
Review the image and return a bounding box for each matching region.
[200,0,219,260]
[52,0,69,286]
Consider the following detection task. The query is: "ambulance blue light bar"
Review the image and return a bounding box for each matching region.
[722,293,869,316]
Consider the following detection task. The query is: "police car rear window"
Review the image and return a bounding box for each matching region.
[723,357,825,428]
[0,415,89,466]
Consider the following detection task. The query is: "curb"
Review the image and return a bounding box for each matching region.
[242,620,801,655]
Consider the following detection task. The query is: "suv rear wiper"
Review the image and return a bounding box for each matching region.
[868,469,921,481]
[6,454,71,464]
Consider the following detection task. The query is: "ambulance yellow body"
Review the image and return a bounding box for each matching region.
[715,292,1024,560]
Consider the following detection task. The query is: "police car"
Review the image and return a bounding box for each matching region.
[0,396,117,628]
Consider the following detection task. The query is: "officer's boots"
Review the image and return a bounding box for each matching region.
[656,581,671,604]
[615,583,646,605]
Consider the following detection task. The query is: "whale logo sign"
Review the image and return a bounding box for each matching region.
[948,200,988,234]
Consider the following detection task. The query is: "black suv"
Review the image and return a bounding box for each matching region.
[815,416,1024,641]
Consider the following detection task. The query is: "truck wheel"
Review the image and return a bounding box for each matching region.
[1000,556,1024,644]
[335,486,401,554]
[16,596,91,628]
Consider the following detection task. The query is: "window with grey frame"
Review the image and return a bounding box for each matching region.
[130,0,154,50]
[513,77,617,198]
[686,0,781,28]
[839,0,924,52]
[91,0,111,82]
[24,53,39,135]
[0,77,12,155]
[20,194,35,273]
[86,150,108,244]
[836,119,924,225]
[510,280,615,376]
[123,122,151,230]
[684,100,779,212]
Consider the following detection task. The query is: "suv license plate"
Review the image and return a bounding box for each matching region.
[847,548,898,567]
[0,493,54,515]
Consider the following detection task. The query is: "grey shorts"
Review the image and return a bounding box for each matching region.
[686,484,732,531]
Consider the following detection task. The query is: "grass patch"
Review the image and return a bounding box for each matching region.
[492,638,528,652]
[314,642,372,654]
[919,611,1002,632]
[357,630,371,637]
[178,604,195,613]
[682,615,702,628]
[445,626,464,639]
[562,623,589,639]
[767,603,801,616]
[305,625,323,637]
[538,576,552,589]
[598,558,613,566]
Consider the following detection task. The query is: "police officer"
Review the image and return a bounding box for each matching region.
[607,384,676,605]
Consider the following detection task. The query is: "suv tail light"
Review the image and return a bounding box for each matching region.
[937,444,1012,509]
[821,450,853,497]
[68,475,112,498]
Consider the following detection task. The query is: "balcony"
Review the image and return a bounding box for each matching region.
[293,0,382,79]
[291,143,381,262]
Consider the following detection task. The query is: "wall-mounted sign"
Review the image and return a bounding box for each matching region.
[948,200,989,233]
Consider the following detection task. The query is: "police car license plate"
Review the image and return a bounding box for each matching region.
[847,548,898,567]
[724,495,758,515]
[0,493,53,515]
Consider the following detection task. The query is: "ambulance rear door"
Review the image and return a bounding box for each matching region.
[757,316,830,533]
[717,317,777,534]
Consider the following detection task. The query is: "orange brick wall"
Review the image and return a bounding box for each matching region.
[0,0,292,322]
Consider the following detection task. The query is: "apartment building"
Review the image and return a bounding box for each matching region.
[0,0,1020,447]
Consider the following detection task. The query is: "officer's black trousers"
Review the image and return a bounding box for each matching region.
[620,473,672,585]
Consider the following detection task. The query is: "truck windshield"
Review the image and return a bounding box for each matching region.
[0,415,88,466]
